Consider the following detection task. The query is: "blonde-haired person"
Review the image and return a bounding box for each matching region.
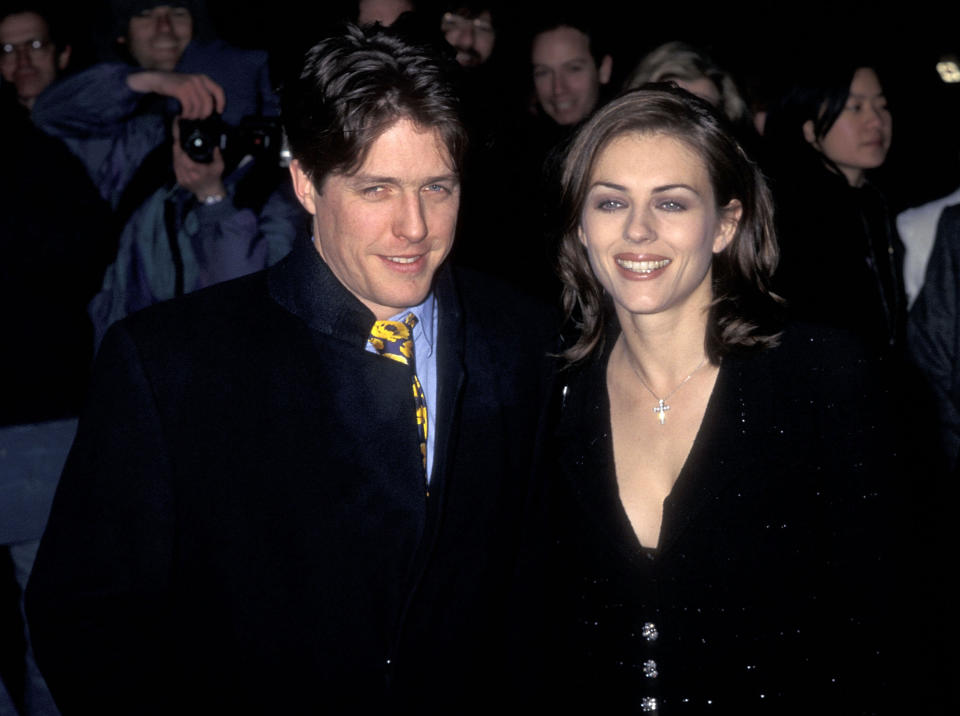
[624,41,750,127]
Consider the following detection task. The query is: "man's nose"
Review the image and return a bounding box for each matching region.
[554,72,568,95]
[156,10,174,33]
[14,46,34,70]
[396,193,428,242]
[453,26,474,49]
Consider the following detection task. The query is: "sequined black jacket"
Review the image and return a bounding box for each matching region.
[545,324,913,713]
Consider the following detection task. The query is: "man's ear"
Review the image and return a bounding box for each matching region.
[56,44,71,71]
[802,119,818,147]
[289,160,318,215]
[598,54,613,86]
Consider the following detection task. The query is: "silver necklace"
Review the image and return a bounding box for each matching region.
[627,355,707,425]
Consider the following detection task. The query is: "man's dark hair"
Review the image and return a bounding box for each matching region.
[440,2,496,23]
[281,23,467,189]
[529,9,609,67]
[109,0,197,34]
[1,2,67,51]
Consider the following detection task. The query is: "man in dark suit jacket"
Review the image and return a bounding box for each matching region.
[26,24,554,714]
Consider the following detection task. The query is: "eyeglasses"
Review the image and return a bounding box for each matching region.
[1,38,53,63]
[440,12,494,37]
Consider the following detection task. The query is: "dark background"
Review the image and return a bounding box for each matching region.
[216,0,960,211]
[37,0,960,209]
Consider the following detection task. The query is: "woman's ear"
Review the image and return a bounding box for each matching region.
[713,199,742,253]
[802,119,818,147]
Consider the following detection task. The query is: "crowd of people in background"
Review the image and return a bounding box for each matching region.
[2,0,960,712]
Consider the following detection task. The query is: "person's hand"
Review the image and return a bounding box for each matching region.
[127,71,226,119]
[172,118,226,202]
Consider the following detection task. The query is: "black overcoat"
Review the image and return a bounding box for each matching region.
[26,236,556,714]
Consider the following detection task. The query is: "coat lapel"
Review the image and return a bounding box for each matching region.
[267,234,375,349]
[429,265,466,501]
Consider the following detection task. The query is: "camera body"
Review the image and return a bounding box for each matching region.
[178,114,283,165]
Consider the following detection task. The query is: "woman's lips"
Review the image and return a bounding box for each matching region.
[615,254,671,279]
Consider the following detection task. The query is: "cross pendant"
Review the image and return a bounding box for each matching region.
[653,399,670,425]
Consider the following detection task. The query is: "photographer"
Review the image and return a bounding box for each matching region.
[88,113,305,347]
[31,0,278,209]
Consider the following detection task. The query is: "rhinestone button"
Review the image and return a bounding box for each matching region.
[643,659,658,678]
[642,622,659,642]
[641,696,658,711]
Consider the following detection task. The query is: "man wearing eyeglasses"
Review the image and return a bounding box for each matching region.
[0,7,71,111]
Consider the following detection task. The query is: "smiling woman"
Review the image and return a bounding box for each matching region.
[543,87,910,710]
[577,132,739,325]
[763,62,905,352]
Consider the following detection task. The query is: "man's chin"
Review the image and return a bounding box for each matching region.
[456,51,482,68]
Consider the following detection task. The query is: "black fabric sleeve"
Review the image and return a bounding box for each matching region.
[25,322,177,715]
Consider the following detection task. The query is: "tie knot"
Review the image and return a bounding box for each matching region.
[369,313,418,365]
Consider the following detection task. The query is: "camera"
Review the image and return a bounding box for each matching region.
[178,114,225,164]
[178,114,283,166]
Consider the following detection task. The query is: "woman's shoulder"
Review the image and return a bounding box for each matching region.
[743,320,877,367]
[730,321,891,406]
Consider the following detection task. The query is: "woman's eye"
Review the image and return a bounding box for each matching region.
[658,200,685,211]
[596,199,625,211]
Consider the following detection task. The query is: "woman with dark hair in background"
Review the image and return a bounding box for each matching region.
[762,62,905,354]
[544,86,911,711]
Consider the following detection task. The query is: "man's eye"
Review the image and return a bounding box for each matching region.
[425,184,450,194]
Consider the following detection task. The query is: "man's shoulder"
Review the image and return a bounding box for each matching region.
[447,265,560,350]
[115,269,291,363]
[178,39,270,79]
[898,186,960,234]
[440,267,560,365]
[939,202,960,229]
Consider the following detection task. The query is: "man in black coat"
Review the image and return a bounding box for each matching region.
[26,24,554,714]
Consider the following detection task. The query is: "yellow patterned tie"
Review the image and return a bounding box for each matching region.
[368,314,428,478]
